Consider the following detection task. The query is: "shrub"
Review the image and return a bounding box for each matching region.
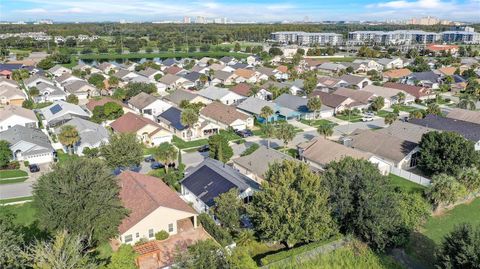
[198,213,233,246]
[240,143,260,156]
[155,230,169,241]
[6,161,20,170]
[23,161,30,167]
[134,238,150,246]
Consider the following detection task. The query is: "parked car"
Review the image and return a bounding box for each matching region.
[144,155,155,162]
[235,129,253,138]
[29,164,40,173]
[112,165,142,176]
[150,162,165,170]
[197,145,210,152]
[362,116,374,122]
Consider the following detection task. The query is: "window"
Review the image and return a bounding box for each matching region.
[124,234,133,243]
[148,229,154,238]
[136,232,139,238]
[168,223,174,233]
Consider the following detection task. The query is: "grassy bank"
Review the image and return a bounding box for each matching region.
[77,51,249,60]
[387,174,426,195]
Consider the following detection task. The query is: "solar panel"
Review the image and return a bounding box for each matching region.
[49,104,62,115]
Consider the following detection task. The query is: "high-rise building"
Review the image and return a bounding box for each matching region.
[196,16,206,24]
[183,16,191,24]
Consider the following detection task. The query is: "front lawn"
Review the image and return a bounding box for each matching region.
[335,114,363,122]
[0,196,33,205]
[0,169,28,179]
[406,198,480,268]
[387,174,426,195]
[0,202,38,226]
[375,110,391,118]
[0,177,29,185]
[219,130,242,141]
[55,150,78,163]
[300,119,337,128]
[397,105,418,113]
[172,136,208,149]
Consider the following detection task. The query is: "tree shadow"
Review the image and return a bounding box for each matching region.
[404,231,437,269]
[20,220,50,242]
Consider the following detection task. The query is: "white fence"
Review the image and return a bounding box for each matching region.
[390,167,431,186]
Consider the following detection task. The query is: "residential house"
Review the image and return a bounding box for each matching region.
[230,83,253,98]
[210,70,236,86]
[274,65,289,80]
[246,55,261,66]
[236,97,279,123]
[333,87,374,108]
[48,64,72,77]
[39,101,90,127]
[117,171,198,245]
[284,79,305,95]
[55,73,83,86]
[298,137,373,171]
[164,66,184,76]
[138,68,164,81]
[0,78,19,88]
[426,44,459,55]
[446,108,480,125]
[158,74,190,91]
[407,71,441,89]
[157,106,219,141]
[110,112,173,146]
[274,93,334,119]
[197,86,245,105]
[98,62,117,74]
[161,58,179,67]
[127,92,172,120]
[34,82,67,103]
[113,69,139,82]
[85,97,134,115]
[180,158,260,213]
[0,84,27,106]
[163,89,211,107]
[410,115,480,150]
[339,74,372,89]
[55,117,109,155]
[200,102,254,130]
[349,129,420,173]
[383,82,435,101]
[24,75,53,88]
[0,125,54,164]
[181,72,203,88]
[352,59,383,72]
[437,66,457,77]
[63,80,99,100]
[316,77,348,91]
[232,146,295,183]
[0,105,37,131]
[362,85,415,108]
[382,68,412,81]
[377,58,404,69]
[309,91,360,114]
[317,62,346,74]
[342,62,367,73]
[233,69,259,84]
[377,120,434,144]
[219,56,238,66]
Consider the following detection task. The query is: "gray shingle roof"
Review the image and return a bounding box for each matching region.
[409,115,480,142]
[55,117,109,148]
[0,125,53,157]
[233,146,294,178]
[236,96,277,115]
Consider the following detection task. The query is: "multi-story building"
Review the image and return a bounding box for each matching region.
[348,30,441,45]
[270,31,343,46]
[441,29,480,44]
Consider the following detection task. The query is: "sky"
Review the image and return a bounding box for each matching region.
[1,0,479,22]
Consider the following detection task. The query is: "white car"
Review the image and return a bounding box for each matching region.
[362,116,374,122]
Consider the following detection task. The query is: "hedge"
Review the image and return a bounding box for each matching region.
[198,213,233,247]
[260,235,343,266]
[240,143,260,157]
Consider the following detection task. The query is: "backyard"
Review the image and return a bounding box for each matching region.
[387,174,426,195]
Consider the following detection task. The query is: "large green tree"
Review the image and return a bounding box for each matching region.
[125,82,157,99]
[274,123,296,152]
[426,173,467,207]
[0,212,27,269]
[418,131,479,176]
[100,133,143,168]
[213,188,242,232]
[307,97,322,119]
[249,160,336,248]
[435,223,480,269]
[0,140,12,168]
[107,245,138,269]
[180,108,199,140]
[324,157,410,251]
[87,73,106,89]
[152,142,177,172]
[33,158,128,246]
[208,134,233,163]
[174,239,228,269]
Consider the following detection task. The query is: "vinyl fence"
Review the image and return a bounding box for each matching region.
[390,167,431,186]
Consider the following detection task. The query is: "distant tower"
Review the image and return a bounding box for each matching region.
[183,16,191,24]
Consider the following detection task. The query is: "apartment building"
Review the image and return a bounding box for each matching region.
[271,31,343,46]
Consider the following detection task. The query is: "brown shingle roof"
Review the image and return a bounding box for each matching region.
[230,83,252,97]
[276,65,288,73]
[201,102,249,125]
[333,87,373,104]
[438,67,456,76]
[383,82,432,99]
[165,66,182,75]
[110,112,160,133]
[118,171,196,234]
[382,68,412,79]
[128,92,158,109]
[234,68,256,79]
[309,91,348,108]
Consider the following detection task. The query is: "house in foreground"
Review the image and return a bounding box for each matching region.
[180,158,260,213]
[117,171,199,246]
[110,112,173,147]
[0,125,54,164]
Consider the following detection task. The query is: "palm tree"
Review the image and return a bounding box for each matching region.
[58,125,80,155]
[249,85,260,98]
[396,92,406,104]
[426,103,442,116]
[409,110,424,119]
[370,96,385,111]
[260,106,274,124]
[317,124,333,138]
[384,113,397,125]
[153,142,178,172]
[261,124,275,149]
[180,108,199,141]
[458,95,477,110]
[199,74,208,86]
[275,123,296,152]
[307,97,322,119]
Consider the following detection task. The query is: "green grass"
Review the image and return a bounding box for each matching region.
[77,51,248,60]
[55,150,78,163]
[335,114,363,122]
[300,119,337,128]
[0,196,33,205]
[219,130,242,141]
[0,177,29,185]
[406,198,480,268]
[375,110,391,118]
[304,56,356,62]
[388,174,426,195]
[268,240,402,269]
[396,105,418,113]
[172,136,208,149]
[0,202,37,226]
[0,169,28,179]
